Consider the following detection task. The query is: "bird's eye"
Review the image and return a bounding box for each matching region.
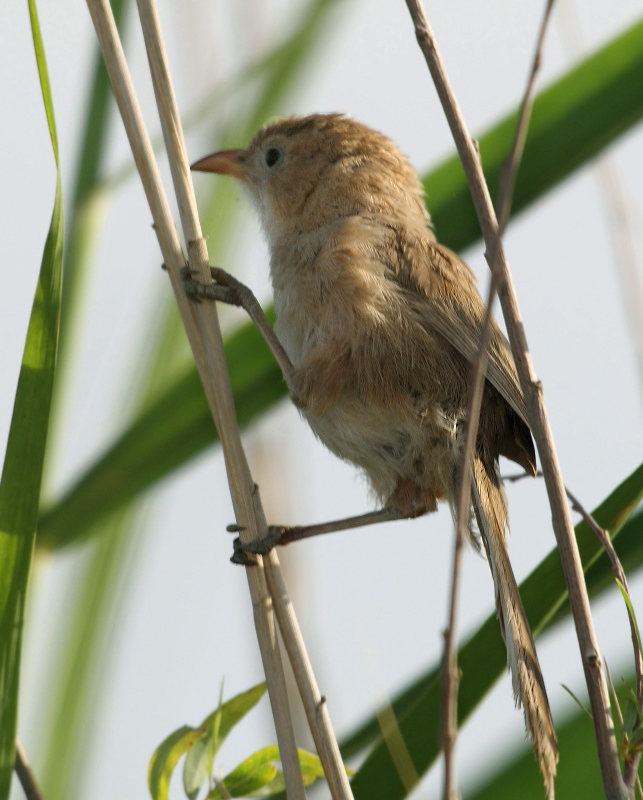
[264,147,283,168]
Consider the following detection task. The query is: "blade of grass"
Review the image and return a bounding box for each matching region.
[346,465,643,799]
[465,668,640,800]
[55,0,129,365]
[0,0,63,796]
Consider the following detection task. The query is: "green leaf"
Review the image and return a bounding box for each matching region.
[622,698,638,736]
[208,747,279,799]
[615,578,643,660]
[296,748,333,783]
[37,20,643,550]
[426,18,643,251]
[183,684,224,800]
[148,725,207,800]
[465,676,630,800]
[208,746,326,799]
[183,682,267,800]
[55,0,129,365]
[560,684,592,721]
[0,0,63,796]
[346,465,643,799]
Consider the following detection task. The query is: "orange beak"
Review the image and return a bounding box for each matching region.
[190,149,247,180]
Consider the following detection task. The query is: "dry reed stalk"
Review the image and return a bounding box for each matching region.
[442,2,556,796]
[14,740,43,800]
[403,1,628,797]
[84,0,352,797]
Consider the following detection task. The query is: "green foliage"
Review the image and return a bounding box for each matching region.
[147,683,333,800]
[346,466,643,798]
[149,726,208,800]
[206,746,325,799]
[426,19,643,251]
[0,0,63,796]
[182,683,267,799]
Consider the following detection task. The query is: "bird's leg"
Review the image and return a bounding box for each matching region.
[181,265,296,387]
[229,507,413,564]
[230,486,431,564]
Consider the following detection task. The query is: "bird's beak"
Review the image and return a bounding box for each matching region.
[190,149,247,181]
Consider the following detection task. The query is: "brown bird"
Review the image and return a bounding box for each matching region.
[191,113,557,795]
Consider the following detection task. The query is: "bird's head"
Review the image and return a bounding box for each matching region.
[191,113,429,247]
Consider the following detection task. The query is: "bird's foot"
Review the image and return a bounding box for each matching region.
[181,265,254,308]
[230,526,287,565]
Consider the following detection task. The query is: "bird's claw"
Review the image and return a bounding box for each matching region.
[230,541,258,566]
[229,526,286,565]
[208,267,254,309]
[180,265,248,308]
[180,265,203,303]
[226,522,245,533]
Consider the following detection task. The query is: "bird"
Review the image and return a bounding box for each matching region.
[191,113,558,795]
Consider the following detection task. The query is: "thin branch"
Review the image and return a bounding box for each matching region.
[440,2,555,797]
[14,740,44,800]
[566,487,643,787]
[403,1,628,798]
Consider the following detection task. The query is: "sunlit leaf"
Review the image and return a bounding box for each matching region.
[208,746,327,799]
[148,725,207,800]
[0,0,63,795]
[183,682,267,800]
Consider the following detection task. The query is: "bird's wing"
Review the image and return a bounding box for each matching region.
[388,228,530,426]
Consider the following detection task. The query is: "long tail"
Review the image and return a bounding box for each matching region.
[471,456,558,798]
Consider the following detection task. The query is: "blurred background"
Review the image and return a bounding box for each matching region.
[2,0,642,798]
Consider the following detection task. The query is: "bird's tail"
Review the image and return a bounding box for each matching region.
[471,455,558,799]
